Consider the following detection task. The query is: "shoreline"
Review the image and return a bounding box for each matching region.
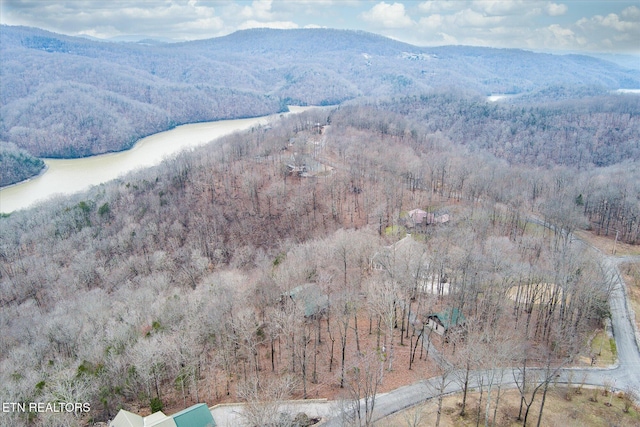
[0,109,292,190]
[0,105,330,213]
[0,163,49,191]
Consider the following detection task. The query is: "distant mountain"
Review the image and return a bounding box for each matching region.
[572,52,640,71]
[77,34,174,44]
[107,35,174,44]
[1,25,639,169]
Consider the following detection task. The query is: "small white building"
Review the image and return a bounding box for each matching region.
[110,410,176,427]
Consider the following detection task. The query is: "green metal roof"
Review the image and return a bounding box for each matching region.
[286,283,329,317]
[171,403,216,427]
[429,308,465,330]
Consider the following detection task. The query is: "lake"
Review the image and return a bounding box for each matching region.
[487,94,518,102]
[0,107,310,213]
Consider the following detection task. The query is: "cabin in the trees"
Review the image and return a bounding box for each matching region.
[282,283,329,318]
[287,162,308,176]
[406,208,450,229]
[371,233,422,271]
[110,403,216,427]
[426,308,465,336]
[286,156,332,178]
[371,234,453,297]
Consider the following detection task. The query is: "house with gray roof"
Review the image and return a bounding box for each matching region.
[282,283,329,318]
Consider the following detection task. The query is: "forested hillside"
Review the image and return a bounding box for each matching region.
[1,100,637,425]
[1,25,638,172]
[375,93,640,167]
[1,22,640,427]
[0,142,45,187]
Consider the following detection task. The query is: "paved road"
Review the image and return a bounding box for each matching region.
[319,224,640,426]
[213,239,640,427]
[211,399,334,427]
[562,254,640,391]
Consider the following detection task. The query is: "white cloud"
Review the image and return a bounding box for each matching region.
[453,9,504,27]
[577,10,640,36]
[361,2,414,29]
[533,24,586,50]
[621,5,640,20]
[418,14,444,30]
[547,23,575,38]
[241,0,275,21]
[600,13,637,31]
[545,3,568,17]
[176,17,225,33]
[2,0,639,53]
[1,1,227,40]
[471,0,532,16]
[418,1,462,14]
[554,7,639,53]
[411,0,639,53]
[235,1,309,33]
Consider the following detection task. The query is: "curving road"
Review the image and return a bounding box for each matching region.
[320,225,640,426]
[560,254,640,392]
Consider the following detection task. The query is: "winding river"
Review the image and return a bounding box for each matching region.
[0,107,309,213]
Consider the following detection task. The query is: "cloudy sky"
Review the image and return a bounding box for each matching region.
[1,1,639,54]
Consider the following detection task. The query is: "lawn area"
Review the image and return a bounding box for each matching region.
[620,262,640,334]
[574,230,640,256]
[379,386,640,427]
[589,330,617,367]
[385,225,407,237]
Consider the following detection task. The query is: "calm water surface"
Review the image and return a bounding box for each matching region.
[1,108,308,213]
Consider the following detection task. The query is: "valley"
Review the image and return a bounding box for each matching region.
[0,23,639,427]
[0,108,315,213]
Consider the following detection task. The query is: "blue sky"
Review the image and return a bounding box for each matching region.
[2,1,639,54]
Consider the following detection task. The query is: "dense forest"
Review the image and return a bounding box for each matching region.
[1,94,636,425]
[1,23,640,427]
[364,92,640,168]
[1,25,639,176]
[0,141,45,187]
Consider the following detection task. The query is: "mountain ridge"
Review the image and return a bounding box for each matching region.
[1,25,639,181]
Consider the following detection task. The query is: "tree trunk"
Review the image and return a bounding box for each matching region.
[476,378,484,427]
[536,380,550,427]
[313,327,318,383]
[354,313,361,352]
[409,327,424,370]
[518,358,527,420]
[302,334,308,399]
[271,339,276,372]
[460,359,470,416]
[492,384,502,427]
[400,304,406,346]
[340,335,347,388]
